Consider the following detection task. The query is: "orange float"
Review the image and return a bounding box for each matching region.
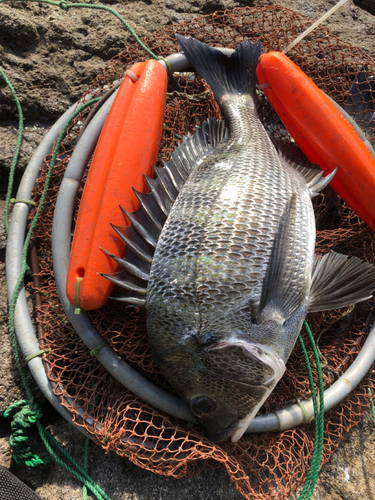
[256,51,375,230]
[66,59,167,311]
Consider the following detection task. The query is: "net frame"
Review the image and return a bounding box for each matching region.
[26,6,375,500]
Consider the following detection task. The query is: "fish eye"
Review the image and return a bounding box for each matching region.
[190,396,217,417]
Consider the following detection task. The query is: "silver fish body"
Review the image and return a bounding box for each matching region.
[103,37,375,443]
[146,38,316,442]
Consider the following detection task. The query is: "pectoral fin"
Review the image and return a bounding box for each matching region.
[257,193,307,323]
[308,252,375,313]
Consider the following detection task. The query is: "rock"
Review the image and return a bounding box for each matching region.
[0,1,375,499]
[0,126,48,196]
[354,0,375,16]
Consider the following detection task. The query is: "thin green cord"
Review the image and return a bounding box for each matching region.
[305,321,325,499]
[0,0,158,59]
[4,95,115,499]
[298,321,325,500]
[1,66,24,235]
[1,9,119,490]
[367,387,375,419]
[37,422,111,500]
[83,438,90,500]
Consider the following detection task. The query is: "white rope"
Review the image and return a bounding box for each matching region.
[282,0,350,54]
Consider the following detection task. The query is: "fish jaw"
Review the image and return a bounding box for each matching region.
[204,420,242,443]
[178,337,286,443]
[208,338,287,383]
[205,339,286,442]
[230,384,277,443]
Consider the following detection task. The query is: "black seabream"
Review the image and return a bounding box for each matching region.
[103,36,375,443]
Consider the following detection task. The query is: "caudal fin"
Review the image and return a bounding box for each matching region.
[176,34,261,102]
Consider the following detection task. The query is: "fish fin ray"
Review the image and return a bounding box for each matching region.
[109,296,146,306]
[154,165,178,202]
[170,118,226,179]
[101,246,150,281]
[144,176,172,216]
[308,168,336,197]
[132,188,166,231]
[110,223,154,263]
[279,149,336,197]
[120,206,160,248]
[308,252,375,312]
[100,271,148,294]
[257,193,307,323]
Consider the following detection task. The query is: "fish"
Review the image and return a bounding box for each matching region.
[102,36,375,443]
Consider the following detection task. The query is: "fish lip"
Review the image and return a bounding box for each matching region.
[204,420,240,443]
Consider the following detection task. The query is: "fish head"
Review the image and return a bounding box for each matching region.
[195,332,286,442]
[157,323,286,443]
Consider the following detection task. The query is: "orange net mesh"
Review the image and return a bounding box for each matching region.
[29,6,375,500]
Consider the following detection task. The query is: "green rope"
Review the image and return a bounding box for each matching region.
[7,98,99,403]
[83,438,90,500]
[298,321,325,500]
[36,422,111,500]
[0,0,158,60]
[4,402,50,466]
[367,387,375,419]
[1,66,24,235]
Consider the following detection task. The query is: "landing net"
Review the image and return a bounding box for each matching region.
[29,6,375,499]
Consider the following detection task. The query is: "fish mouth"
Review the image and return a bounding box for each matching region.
[204,420,241,443]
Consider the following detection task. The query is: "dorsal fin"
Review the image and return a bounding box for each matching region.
[257,193,307,323]
[278,149,336,198]
[102,119,227,304]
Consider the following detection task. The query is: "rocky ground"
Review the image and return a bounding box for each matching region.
[1,0,375,499]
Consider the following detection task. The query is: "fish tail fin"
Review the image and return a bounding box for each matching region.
[177,34,261,101]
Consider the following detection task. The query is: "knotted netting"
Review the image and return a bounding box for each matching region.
[28,5,375,499]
